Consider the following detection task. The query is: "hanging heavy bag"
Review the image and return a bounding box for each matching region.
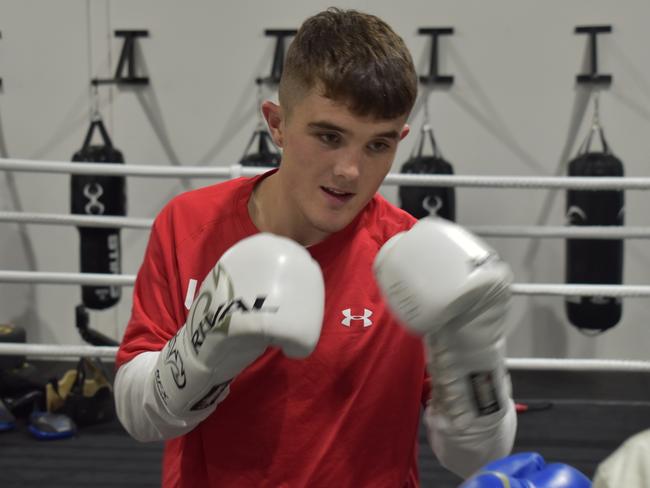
[565,126,624,332]
[239,125,281,167]
[70,118,126,310]
[399,124,455,221]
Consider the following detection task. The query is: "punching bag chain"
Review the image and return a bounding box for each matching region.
[580,90,609,154]
[591,90,601,131]
[412,87,443,160]
[90,84,101,122]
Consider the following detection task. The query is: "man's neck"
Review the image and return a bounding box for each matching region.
[248,173,329,247]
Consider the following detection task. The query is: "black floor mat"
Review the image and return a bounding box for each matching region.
[0,419,163,488]
[1,367,648,487]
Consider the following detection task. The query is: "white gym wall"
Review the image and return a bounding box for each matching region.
[0,0,649,361]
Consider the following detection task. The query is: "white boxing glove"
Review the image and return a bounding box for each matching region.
[374,217,516,476]
[154,233,325,418]
[374,217,510,336]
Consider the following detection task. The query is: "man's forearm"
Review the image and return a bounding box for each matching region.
[424,400,517,479]
[114,351,220,442]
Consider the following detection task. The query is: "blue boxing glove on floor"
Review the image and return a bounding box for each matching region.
[460,452,591,487]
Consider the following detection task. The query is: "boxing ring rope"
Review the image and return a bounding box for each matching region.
[468,225,650,239]
[0,271,135,286]
[0,342,648,373]
[0,211,153,229]
[387,174,650,190]
[2,158,650,190]
[1,270,649,297]
[0,343,118,359]
[4,210,650,239]
[505,358,650,373]
[3,158,650,375]
[0,159,262,179]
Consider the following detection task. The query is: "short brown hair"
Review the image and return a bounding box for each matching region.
[279,8,417,120]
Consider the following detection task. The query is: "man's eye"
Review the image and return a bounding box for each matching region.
[319,133,340,145]
[368,141,390,153]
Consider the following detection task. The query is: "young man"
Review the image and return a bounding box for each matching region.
[114,8,516,487]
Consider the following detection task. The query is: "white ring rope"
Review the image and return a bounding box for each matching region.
[510,284,650,297]
[467,225,650,239]
[0,270,649,297]
[0,211,153,229]
[386,173,650,190]
[1,158,649,190]
[3,211,650,240]
[506,358,650,372]
[0,271,136,286]
[0,158,265,178]
[0,343,118,359]
[0,342,648,372]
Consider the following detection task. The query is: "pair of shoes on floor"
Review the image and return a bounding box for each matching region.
[1,392,76,440]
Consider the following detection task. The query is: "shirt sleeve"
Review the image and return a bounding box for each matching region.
[113,205,221,441]
[116,205,185,369]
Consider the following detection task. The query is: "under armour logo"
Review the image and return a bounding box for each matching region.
[423,195,443,216]
[83,182,105,215]
[341,308,373,327]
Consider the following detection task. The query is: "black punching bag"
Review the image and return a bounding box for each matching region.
[399,125,455,221]
[239,126,281,167]
[70,119,126,310]
[565,133,624,332]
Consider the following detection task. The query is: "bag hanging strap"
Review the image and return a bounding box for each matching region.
[81,116,114,151]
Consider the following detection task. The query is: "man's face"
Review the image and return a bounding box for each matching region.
[263,89,409,244]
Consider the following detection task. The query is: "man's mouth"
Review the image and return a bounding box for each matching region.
[321,186,354,203]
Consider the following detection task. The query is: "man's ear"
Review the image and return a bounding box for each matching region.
[399,124,410,141]
[262,100,284,148]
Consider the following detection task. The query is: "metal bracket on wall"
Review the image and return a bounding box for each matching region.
[575,25,612,85]
[255,29,297,86]
[417,27,454,86]
[92,30,150,86]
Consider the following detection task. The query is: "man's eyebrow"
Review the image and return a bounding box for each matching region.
[307,121,400,139]
[308,121,348,133]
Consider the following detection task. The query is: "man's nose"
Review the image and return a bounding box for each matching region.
[333,149,363,180]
